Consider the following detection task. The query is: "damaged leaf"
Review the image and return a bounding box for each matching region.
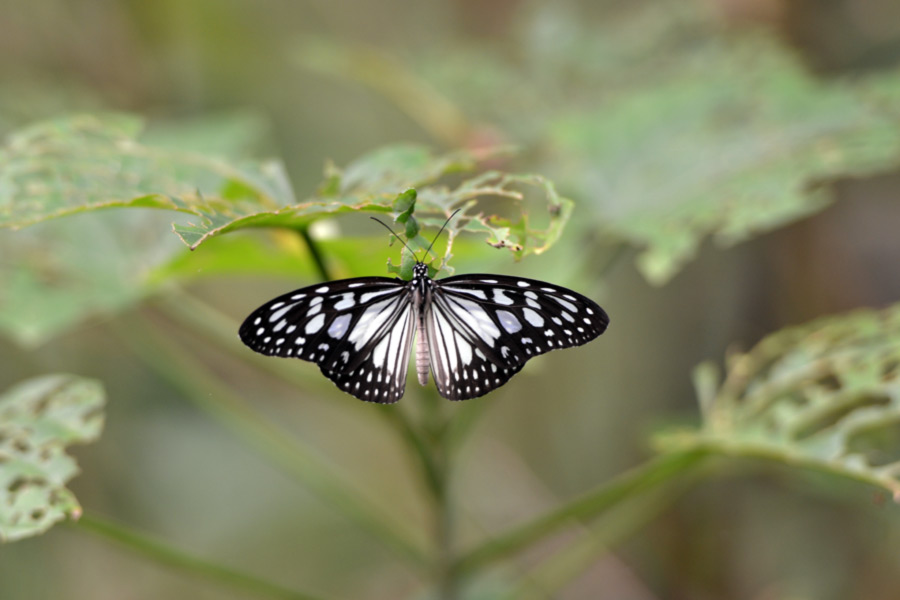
[0,374,105,541]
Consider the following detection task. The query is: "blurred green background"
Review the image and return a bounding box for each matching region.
[2,0,900,599]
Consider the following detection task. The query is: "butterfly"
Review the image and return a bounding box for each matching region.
[239,215,609,403]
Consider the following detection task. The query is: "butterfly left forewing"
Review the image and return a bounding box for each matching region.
[239,277,414,403]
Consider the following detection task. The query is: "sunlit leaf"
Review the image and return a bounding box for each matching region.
[314,2,900,284]
[0,115,571,260]
[0,113,295,235]
[549,34,900,284]
[0,374,105,542]
[0,211,184,346]
[658,303,900,498]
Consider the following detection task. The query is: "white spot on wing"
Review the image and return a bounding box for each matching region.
[328,314,352,339]
[360,289,398,304]
[552,296,578,312]
[269,302,297,322]
[517,281,530,287]
[493,289,514,305]
[523,308,544,327]
[457,334,473,366]
[305,314,325,334]
[316,286,329,293]
[372,338,389,367]
[452,288,487,300]
[334,293,356,310]
[497,310,522,333]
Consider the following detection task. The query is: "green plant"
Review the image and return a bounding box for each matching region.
[3,1,900,598]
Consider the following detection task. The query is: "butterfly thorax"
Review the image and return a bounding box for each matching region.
[411,262,433,386]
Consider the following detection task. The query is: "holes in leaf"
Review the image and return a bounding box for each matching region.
[13,439,31,453]
[7,476,28,493]
[882,359,899,382]
[816,374,842,392]
[792,394,891,441]
[30,509,45,521]
[6,476,47,494]
[846,417,900,467]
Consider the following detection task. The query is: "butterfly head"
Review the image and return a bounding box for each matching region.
[412,262,429,280]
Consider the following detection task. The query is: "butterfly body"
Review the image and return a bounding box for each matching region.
[239,262,609,403]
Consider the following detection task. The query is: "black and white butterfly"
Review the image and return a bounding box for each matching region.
[239,219,609,403]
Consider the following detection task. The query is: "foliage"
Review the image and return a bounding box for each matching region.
[3,0,900,598]
[0,115,569,344]
[0,375,105,541]
[659,302,900,498]
[298,1,900,284]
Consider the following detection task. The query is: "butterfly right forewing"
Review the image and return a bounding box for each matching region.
[424,274,609,400]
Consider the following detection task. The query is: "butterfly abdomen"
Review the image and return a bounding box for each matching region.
[414,269,432,386]
[416,318,430,386]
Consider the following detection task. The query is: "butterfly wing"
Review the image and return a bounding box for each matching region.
[239,277,416,403]
[427,274,609,400]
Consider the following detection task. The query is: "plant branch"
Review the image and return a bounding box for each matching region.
[75,513,327,600]
[453,448,711,575]
[297,225,332,282]
[114,313,430,569]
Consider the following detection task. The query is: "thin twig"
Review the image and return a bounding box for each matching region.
[76,513,328,600]
[114,313,430,569]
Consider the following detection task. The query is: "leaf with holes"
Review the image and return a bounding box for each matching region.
[315,2,900,284]
[0,113,295,236]
[0,115,571,260]
[658,303,900,498]
[0,375,105,542]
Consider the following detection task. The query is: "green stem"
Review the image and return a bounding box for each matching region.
[505,460,709,599]
[425,399,458,600]
[76,513,327,600]
[297,225,331,281]
[116,314,430,569]
[453,448,711,576]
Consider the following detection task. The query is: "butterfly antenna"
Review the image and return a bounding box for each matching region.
[370,216,419,260]
[424,208,462,258]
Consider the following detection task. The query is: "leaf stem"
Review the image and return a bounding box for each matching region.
[452,448,711,575]
[75,513,328,600]
[114,314,430,568]
[297,225,332,281]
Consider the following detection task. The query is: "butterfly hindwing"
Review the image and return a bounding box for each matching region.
[238,277,415,403]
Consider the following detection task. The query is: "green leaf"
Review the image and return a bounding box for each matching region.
[549,33,900,284]
[0,212,184,346]
[0,116,571,261]
[0,113,295,239]
[392,188,417,222]
[0,374,105,542]
[321,2,900,284]
[657,303,900,499]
